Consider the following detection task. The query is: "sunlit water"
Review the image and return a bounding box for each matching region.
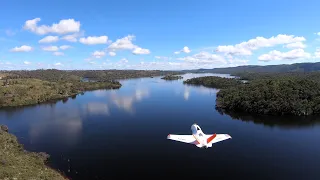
[0,73,320,180]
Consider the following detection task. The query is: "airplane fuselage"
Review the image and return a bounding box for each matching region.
[191,124,212,148]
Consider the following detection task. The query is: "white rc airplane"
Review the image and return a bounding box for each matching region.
[167,123,232,148]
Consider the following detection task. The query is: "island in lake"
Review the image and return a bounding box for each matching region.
[161,75,183,80]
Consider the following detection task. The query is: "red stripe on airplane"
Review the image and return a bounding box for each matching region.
[207,134,217,143]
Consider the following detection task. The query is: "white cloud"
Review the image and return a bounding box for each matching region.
[227,58,249,67]
[258,49,311,62]
[107,35,150,55]
[54,62,62,66]
[155,56,171,60]
[216,34,306,56]
[24,61,31,65]
[174,46,191,54]
[53,52,64,56]
[177,51,227,64]
[108,35,137,50]
[119,58,128,64]
[92,51,106,58]
[79,36,108,45]
[285,42,306,49]
[132,47,151,55]
[23,18,80,35]
[314,48,320,58]
[109,51,116,56]
[61,33,80,42]
[38,36,59,43]
[42,46,59,51]
[60,45,71,50]
[315,32,320,36]
[10,45,33,52]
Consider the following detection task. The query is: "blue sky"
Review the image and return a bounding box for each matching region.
[1,0,320,70]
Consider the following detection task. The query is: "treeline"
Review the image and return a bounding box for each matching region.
[233,71,320,82]
[185,62,320,74]
[0,79,121,108]
[183,73,320,116]
[1,69,182,82]
[161,75,183,80]
[183,76,243,89]
[216,77,320,116]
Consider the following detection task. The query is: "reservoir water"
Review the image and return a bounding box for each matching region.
[0,73,320,180]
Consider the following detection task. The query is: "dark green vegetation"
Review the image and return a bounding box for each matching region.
[161,75,183,80]
[184,72,320,116]
[3,69,181,81]
[0,69,180,108]
[0,126,67,180]
[216,76,320,116]
[183,76,243,89]
[183,62,320,74]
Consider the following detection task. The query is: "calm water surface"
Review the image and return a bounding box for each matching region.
[1,73,320,180]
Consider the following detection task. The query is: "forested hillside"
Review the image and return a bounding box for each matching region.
[183,62,320,74]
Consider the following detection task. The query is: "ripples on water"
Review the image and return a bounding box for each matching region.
[0,73,319,180]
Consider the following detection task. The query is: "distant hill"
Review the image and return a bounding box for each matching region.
[182,62,320,74]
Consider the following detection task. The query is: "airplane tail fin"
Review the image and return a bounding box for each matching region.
[207,133,217,143]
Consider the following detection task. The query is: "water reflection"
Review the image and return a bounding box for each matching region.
[182,85,219,101]
[84,102,109,115]
[92,88,150,114]
[217,108,320,128]
[28,108,83,147]
[111,88,149,113]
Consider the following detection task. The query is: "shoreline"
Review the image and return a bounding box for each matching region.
[0,126,69,180]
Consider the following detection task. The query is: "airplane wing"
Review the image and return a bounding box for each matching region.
[206,134,231,144]
[167,134,198,144]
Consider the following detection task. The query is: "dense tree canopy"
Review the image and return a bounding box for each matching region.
[183,76,242,89]
[161,75,183,80]
[1,69,182,82]
[216,78,320,116]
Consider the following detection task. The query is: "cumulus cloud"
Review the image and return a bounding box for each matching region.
[79,36,108,45]
[132,47,150,55]
[108,35,137,50]
[92,51,106,58]
[10,45,33,52]
[42,46,59,51]
[258,49,311,62]
[227,58,249,67]
[216,34,306,56]
[285,42,306,49]
[174,46,191,54]
[53,52,64,56]
[177,51,227,64]
[107,35,150,55]
[109,51,116,56]
[23,18,80,35]
[38,36,59,43]
[24,61,31,65]
[59,45,71,50]
[54,62,62,66]
[61,33,82,42]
